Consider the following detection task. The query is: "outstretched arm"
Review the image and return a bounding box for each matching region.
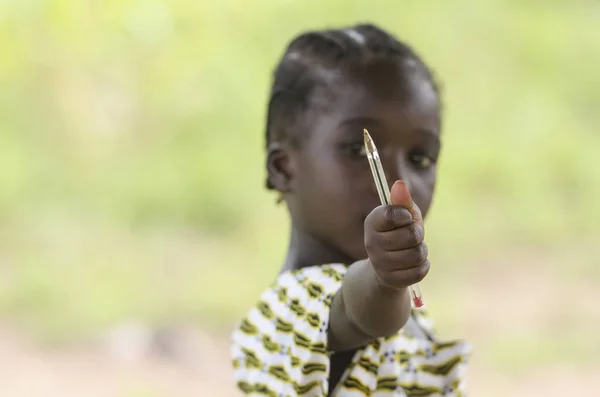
[327,181,429,351]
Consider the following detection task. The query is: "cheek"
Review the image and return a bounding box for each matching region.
[406,172,436,215]
[310,157,355,193]
[296,159,368,226]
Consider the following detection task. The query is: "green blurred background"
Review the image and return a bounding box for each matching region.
[0,0,599,396]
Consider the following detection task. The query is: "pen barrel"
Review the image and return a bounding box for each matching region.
[367,151,392,206]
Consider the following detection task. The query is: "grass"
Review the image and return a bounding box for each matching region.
[0,0,599,375]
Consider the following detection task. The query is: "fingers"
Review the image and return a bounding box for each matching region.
[376,259,430,288]
[364,180,430,289]
[390,180,422,224]
[365,181,423,234]
[369,223,424,252]
[365,205,412,233]
[367,242,429,273]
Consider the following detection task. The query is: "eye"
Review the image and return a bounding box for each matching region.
[409,152,435,169]
[344,141,367,157]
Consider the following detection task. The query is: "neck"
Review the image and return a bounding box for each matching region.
[280,224,354,274]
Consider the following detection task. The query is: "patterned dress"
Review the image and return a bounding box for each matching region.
[231,264,471,396]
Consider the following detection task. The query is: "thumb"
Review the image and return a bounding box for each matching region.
[390,180,422,224]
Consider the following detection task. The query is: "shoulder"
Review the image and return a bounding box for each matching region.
[230,264,347,395]
[281,263,347,287]
[233,264,347,337]
[262,264,347,322]
[337,313,472,397]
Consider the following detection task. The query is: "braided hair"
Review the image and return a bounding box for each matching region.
[265,23,440,190]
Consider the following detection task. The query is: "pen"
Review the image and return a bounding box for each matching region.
[363,129,425,308]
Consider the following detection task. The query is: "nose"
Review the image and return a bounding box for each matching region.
[369,153,408,201]
[382,153,406,188]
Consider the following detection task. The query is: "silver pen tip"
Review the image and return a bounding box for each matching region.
[363,129,375,153]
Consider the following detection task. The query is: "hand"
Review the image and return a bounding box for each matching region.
[364,180,430,290]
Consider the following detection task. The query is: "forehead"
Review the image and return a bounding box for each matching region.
[310,58,440,135]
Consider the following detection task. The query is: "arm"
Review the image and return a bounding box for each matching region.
[328,259,411,351]
[328,180,428,352]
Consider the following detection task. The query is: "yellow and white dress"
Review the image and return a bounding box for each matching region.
[231,264,471,396]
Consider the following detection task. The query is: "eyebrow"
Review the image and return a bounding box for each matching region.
[338,116,383,129]
[338,116,440,141]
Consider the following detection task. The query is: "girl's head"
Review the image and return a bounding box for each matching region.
[265,23,442,263]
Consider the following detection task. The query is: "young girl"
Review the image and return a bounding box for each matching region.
[231,23,471,396]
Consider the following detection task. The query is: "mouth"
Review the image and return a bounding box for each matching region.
[360,212,371,228]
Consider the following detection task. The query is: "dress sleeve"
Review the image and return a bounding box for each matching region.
[231,264,347,396]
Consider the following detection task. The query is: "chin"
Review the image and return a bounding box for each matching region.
[334,227,367,264]
[346,244,368,264]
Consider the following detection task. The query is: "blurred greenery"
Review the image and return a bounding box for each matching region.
[0,0,598,377]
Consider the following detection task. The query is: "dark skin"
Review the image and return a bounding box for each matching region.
[267,58,441,393]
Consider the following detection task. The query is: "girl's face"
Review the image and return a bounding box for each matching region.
[286,59,441,263]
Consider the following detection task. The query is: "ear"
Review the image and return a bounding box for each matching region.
[266,143,295,193]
